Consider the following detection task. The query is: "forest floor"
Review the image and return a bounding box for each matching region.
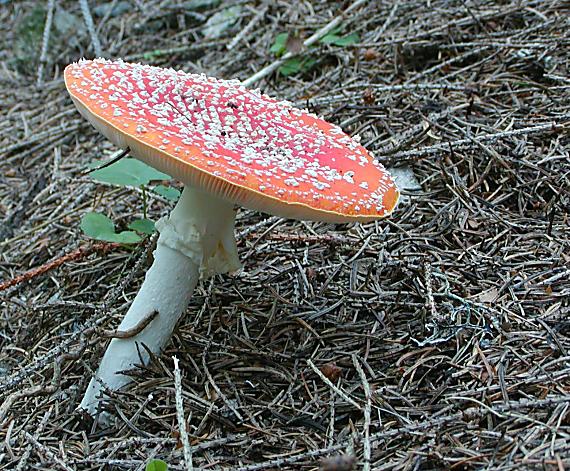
[1,1,569,469]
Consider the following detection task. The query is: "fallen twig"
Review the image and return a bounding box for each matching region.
[173,356,193,471]
[36,0,55,87]
[79,0,103,57]
[102,310,158,339]
[0,242,120,292]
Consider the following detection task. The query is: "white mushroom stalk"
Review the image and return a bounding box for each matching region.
[80,187,240,415]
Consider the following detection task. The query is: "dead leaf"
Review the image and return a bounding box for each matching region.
[362,48,379,61]
[545,285,553,295]
[286,34,304,54]
[362,88,375,105]
[320,362,342,382]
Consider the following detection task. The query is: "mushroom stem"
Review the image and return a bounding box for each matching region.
[80,186,240,417]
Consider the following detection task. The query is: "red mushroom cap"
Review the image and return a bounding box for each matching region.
[65,59,398,223]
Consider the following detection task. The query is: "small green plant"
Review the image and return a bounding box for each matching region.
[80,212,143,244]
[154,184,181,201]
[146,459,168,471]
[270,32,290,56]
[82,157,179,243]
[88,158,170,186]
[278,56,317,76]
[128,218,155,235]
[269,26,359,77]
[320,29,359,47]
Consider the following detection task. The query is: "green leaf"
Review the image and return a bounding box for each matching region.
[320,32,359,46]
[81,212,141,244]
[128,218,155,235]
[154,184,181,201]
[89,158,171,187]
[320,33,341,44]
[111,230,143,244]
[146,459,168,471]
[81,212,115,239]
[334,33,359,46]
[270,32,289,56]
[279,57,316,76]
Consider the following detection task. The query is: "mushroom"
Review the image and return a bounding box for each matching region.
[65,59,399,417]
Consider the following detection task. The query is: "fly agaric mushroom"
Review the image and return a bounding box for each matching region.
[65,58,398,417]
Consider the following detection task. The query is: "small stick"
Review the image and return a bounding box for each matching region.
[373,1,399,40]
[236,215,281,240]
[202,353,244,421]
[327,394,336,447]
[227,7,267,50]
[79,0,103,57]
[15,409,52,471]
[307,359,362,410]
[102,310,158,339]
[424,261,440,322]
[246,231,353,245]
[388,122,566,160]
[36,0,56,87]
[353,355,371,471]
[23,431,75,471]
[173,357,193,471]
[0,242,119,292]
[82,147,130,175]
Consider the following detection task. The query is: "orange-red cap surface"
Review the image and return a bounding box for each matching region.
[65,59,398,222]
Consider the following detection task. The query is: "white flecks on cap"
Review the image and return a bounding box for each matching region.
[66,58,396,217]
